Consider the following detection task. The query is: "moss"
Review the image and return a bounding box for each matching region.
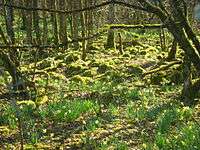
[122,53,130,57]
[105,30,115,49]
[64,52,79,64]
[37,58,52,70]
[150,72,165,85]
[128,48,137,55]
[81,68,96,77]
[105,70,125,83]
[54,53,67,60]
[70,75,92,84]
[169,70,183,84]
[126,64,144,76]
[65,64,86,77]
[88,43,100,50]
[89,61,100,67]
[97,63,112,74]
[140,50,147,55]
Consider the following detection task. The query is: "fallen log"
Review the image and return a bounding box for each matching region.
[143,60,182,77]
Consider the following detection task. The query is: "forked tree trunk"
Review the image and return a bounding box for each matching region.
[137,0,200,103]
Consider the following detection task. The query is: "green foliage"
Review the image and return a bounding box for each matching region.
[0,105,17,129]
[40,100,96,122]
[157,109,178,134]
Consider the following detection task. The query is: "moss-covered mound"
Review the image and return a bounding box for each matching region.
[125,64,145,76]
[64,52,80,64]
[65,63,86,77]
[37,58,53,70]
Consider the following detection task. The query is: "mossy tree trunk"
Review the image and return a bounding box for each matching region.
[71,0,80,49]
[79,0,87,60]
[85,0,94,49]
[48,0,59,45]
[58,0,68,50]
[32,0,41,45]
[181,55,193,105]
[23,0,33,44]
[137,0,200,104]
[42,0,48,45]
[167,39,177,61]
[106,2,115,49]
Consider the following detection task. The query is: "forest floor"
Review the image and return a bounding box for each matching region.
[1,31,200,149]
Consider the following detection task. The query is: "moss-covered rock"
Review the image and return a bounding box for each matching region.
[81,68,96,77]
[140,50,147,55]
[70,75,92,84]
[122,53,130,57]
[37,58,52,70]
[65,64,86,77]
[54,53,67,60]
[150,72,165,85]
[97,63,112,74]
[126,64,144,76]
[64,52,79,64]
[105,70,125,83]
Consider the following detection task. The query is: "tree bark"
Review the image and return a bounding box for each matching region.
[106,2,116,49]
[58,0,68,49]
[79,0,87,60]
[167,39,177,61]
[71,0,80,49]
[32,0,41,45]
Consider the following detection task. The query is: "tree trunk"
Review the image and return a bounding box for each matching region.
[48,0,59,45]
[167,39,177,61]
[181,55,193,105]
[42,0,48,45]
[106,2,115,49]
[85,0,94,49]
[23,0,33,44]
[71,0,80,49]
[58,0,68,49]
[79,0,87,60]
[32,0,41,45]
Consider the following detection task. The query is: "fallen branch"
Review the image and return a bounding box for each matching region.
[143,60,182,76]
[109,24,165,30]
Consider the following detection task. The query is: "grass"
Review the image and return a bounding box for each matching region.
[1,31,200,149]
